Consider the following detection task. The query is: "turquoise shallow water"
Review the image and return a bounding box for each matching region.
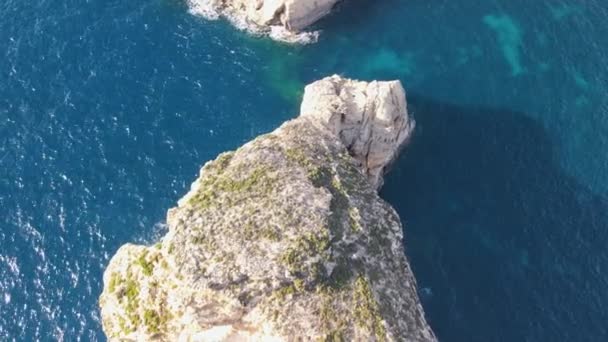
[1,0,608,340]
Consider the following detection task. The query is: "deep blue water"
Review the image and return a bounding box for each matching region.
[1,0,607,340]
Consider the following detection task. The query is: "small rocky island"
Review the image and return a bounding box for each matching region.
[99,75,437,341]
[189,0,342,43]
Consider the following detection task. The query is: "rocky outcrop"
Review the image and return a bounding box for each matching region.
[188,0,342,43]
[99,76,435,341]
[301,75,414,189]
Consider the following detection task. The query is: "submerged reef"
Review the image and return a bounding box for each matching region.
[99,75,436,341]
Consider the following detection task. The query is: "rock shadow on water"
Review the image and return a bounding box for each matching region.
[381,97,608,342]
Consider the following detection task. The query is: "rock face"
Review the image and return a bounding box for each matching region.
[99,76,435,341]
[188,0,342,43]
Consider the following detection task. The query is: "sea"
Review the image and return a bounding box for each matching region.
[1,0,607,340]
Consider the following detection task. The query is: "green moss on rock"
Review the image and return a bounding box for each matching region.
[285,148,314,168]
[323,329,345,342]
[348,207,362,232]
[280,231,330,275]
[275,284,298,300]
[123,275,141,327]
[136,251,154,276]
[117,316,132,335]
[143,309,162,334]
[108,273,120,293]
[308,166,334,188]
[242,219,281,241]
[189,165,276,210]
[214,152,235,171]
[353,275,386,342]
[316,286,348,341]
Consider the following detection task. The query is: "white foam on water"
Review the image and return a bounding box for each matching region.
[187,0,221,20]
[186,0,318,44]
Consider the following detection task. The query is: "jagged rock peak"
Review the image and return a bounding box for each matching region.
[300,75,414,189]
[99,76,434,341]
[188,0,342,43]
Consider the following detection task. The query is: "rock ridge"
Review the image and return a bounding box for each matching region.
[99,75,435,341]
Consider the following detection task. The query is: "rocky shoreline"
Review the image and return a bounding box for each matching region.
[99,75,436,341]
[188,0,343,43]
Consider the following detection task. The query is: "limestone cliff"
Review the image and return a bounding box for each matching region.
[188,0,342,43]
[99,75,436,341]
